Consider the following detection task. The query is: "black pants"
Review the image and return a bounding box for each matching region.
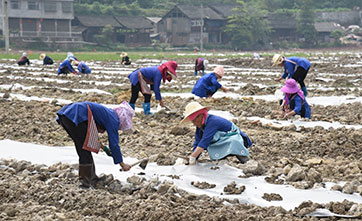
[57,115,94,165]
[292,67,309,88]
[129,82,151,104]
[59,66,71,75]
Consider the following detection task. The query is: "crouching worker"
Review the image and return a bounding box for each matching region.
[56,101,134,188]
[273,79,311,119]
[192,66,228,98]
[180,102,252,165]
[40,53,54,65]
[17,52,30,66]
[128,61,177,115]
[57,59,78,75]
[194,57,208,76]
[73,60,91,74]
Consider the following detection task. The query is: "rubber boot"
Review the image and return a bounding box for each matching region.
[236,155,249,164]
[194,70,198,76]
[129,103,135,110]
[143,102,152,115]
[79,164,94,189]
[301,87,308,97]
[90,163,99,187]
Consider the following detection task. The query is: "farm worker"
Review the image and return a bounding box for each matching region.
[191,66,228,98]
[272,54,311,97]
[17,52,30,66]
[57,59,78,75]
[194,57,208,76]
[66,52,78,62]
[274,79,311,119]
[72,60,91,74]
[56,101,135,188]
[120,52,132,65]
[181,101,252,165]
[40,53,54,65]
[128,60,178,115]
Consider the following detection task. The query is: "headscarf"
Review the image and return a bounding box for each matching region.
[157,61,177,83]
[113,101,135,131]
[187,108,208,125]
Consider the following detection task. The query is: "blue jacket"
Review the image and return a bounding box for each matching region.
[128,66,162,100]
[58,60,76,74]
[43,56,54,65]
[78,62,91,74]
[285,94,311,119]
[56,102,124,164]
[192,73,222,98]
[282,57,311,79]
[193,114,252,150]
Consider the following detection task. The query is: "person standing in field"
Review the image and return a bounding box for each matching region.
[194,57,208,76]
[272,54,311,97]
[56,101,134,188]
[128,61,178,115]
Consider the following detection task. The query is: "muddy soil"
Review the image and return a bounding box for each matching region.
[0,54,361,220]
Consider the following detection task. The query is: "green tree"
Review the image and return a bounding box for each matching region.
[296,0,317,47]
[224,0,271,50]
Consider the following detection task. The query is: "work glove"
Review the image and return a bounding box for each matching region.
[103,145,112,157]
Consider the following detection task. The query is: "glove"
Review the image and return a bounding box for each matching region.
[103,146,112,157]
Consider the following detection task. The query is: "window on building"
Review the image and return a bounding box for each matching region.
[44,2,56,12]
[62,2,72,13]
[10,0,20,9]
[28,1,40,10]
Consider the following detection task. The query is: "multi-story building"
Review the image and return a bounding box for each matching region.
[1,0,79,47]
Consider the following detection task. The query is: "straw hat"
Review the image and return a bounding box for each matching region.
[71,60,79,66]
[120,52,128,57]
[40,53,46,59]
[272,54,285,66]
[180,102,210,124]
[213,66,224,78]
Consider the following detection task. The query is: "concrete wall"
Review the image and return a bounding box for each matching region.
[315,10,361,26]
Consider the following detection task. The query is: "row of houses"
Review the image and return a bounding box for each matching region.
[0,0,360,48]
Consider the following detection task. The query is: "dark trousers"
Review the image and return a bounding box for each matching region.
[57,115,93,165]
[292,67,309,88]
[59,66,71,75]
[129,82,151,104]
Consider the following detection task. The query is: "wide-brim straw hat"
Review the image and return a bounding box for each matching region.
[120,52,128,57]
[180,102,210,124]
[272,54,285,66]
[71,60,79,66]
[40,53,46,59]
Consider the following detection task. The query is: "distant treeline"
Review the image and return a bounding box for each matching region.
[74,0,362,17]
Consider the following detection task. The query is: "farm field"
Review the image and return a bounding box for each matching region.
[0,50,361,220]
